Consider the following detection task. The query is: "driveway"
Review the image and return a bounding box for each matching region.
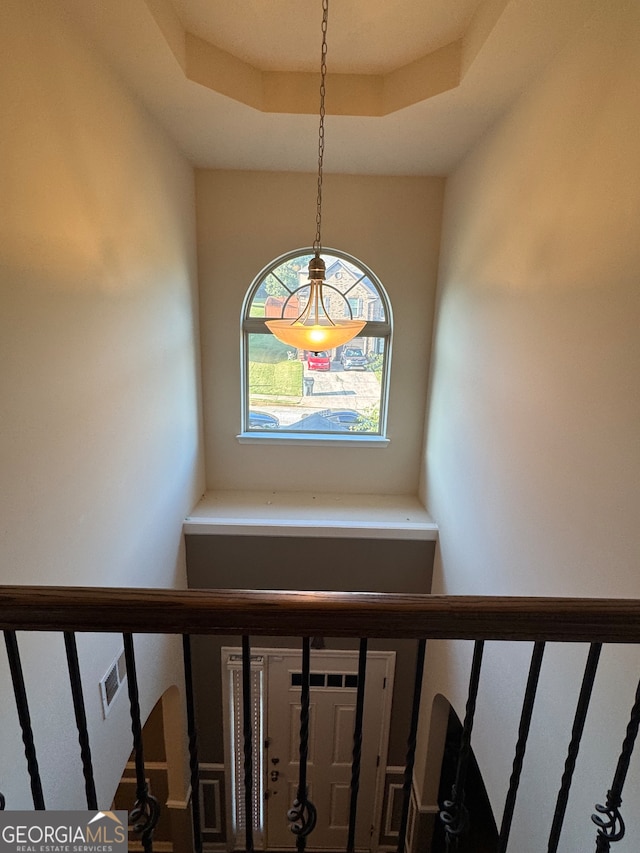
[302,361,380,406]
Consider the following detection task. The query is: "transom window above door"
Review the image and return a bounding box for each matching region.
[240,249,392,442]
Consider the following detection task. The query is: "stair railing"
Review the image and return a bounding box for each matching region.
[1,586,640,853]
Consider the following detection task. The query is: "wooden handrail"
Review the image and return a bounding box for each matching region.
[0,586,639,642]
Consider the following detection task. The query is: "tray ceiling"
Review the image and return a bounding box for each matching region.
[64,0,601,174]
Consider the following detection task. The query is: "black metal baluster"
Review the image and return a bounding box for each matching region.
[288,637,317,852]
[440,640,485,852]
[64,631,98,810]
[123,633,160,853]
[547,642,602,853]
[4,630,45,809]
[182,634,203,853]
[242,635,254,853]
[498,641,546,852]
[347,638,368,853]
[591,671,640,851]
[397,638,427,853]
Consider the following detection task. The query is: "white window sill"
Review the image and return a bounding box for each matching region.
[237,432,390,447]
[184,490,438,540]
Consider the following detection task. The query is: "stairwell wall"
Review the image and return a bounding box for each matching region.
[419,2,640,850]
[0,0,204,809]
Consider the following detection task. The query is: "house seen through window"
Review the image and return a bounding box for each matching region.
[241,249,392,438]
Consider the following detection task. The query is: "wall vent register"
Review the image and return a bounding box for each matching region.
[99,649,127,718]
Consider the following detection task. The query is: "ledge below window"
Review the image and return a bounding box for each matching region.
[237,431,390,447]
[184,490,438,540]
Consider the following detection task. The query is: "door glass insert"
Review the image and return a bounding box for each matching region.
[290,672,359,689]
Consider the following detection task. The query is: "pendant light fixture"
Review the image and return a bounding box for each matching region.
[265,0,366,353]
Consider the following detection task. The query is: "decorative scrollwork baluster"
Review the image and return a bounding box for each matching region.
[288,637,317,853]
[287,796,318,840]
[547,643,602,853]
[591,672,640,851]
[347,638,368,853]
[440,640,485,851]
[498,642,546,853]
[123,633,160,853]
[4,630,45,809]
[182,634,203,853]
[593,797,625,850]
[397,638,427,853]
[64,632,98,810]
[130,796,161,848]
[440,783,470,845]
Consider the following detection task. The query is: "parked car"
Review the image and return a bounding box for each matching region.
[324,409,361,425]
[307,351,331,371]
[340,347,368,370]
[248,411,279,430]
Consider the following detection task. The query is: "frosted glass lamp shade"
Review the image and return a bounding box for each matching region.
[265,256,366,351]
[265,318,366,350]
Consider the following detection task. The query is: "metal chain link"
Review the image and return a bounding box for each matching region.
[313,0,329,255]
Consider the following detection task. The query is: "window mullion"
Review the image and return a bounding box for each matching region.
[244,318,390,337]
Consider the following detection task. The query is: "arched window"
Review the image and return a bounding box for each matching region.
[240,248,392,439]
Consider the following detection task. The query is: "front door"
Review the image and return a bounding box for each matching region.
[264,649,394,851]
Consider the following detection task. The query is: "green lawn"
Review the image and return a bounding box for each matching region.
[249,333,295,364]
[249,360,303,396]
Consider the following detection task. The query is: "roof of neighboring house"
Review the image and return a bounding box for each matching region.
[324,258,378,296]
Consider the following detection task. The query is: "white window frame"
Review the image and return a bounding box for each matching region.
[239,247,393,444]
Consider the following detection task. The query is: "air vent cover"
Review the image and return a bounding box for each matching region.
[99,650,127,718]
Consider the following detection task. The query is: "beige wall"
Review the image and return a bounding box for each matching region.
[196,170,443,494]
[419,2,640,850]
[0,0,203,808]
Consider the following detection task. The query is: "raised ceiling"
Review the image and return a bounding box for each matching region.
[65,0,601,175]
[169,0,483,74]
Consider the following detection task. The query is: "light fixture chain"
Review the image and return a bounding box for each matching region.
[314,0,329,255]
[265,0,365,353]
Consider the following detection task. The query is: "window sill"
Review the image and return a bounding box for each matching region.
[184,490,438,540]
[237,432,390,447]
